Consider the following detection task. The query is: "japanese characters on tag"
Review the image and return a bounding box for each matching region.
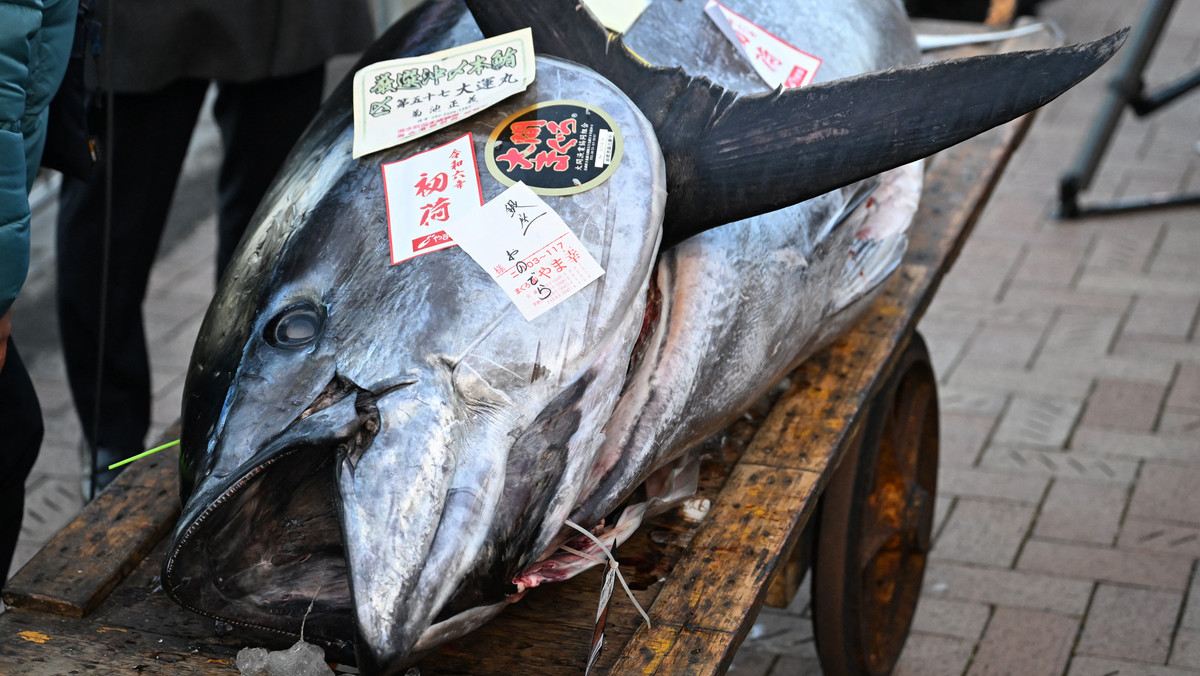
[704,0,822,89]
[381,133,483,263]
[352,28,535,158]
[441,182,605,321]
[485,101,623,196]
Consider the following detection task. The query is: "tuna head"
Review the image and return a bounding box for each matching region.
[162,55,665,670]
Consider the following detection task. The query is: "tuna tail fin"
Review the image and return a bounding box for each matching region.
[463,1,1126,248]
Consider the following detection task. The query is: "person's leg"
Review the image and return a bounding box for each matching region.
[0,339,43,582]
[56,80,209,491]
[213,66,325,277]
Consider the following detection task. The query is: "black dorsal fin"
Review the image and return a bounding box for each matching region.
[464,0,1126,247]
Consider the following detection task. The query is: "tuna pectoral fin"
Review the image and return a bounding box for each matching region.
[463,0,1125,247]
[649,31,1124,246]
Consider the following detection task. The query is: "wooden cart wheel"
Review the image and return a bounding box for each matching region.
[812,332,939,676]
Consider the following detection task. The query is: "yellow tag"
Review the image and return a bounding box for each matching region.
[581,0,650,34]
[352,29,536,158]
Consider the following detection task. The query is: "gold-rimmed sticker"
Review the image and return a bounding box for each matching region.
[485,100,623,196]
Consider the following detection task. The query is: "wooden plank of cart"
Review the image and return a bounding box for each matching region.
[0,22,1048,676]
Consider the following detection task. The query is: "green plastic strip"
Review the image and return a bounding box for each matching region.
[106,439,181,470]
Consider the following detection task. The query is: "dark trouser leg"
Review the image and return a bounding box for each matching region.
[56,81,209,461]
[0,339,43,582]
[213,66,325,277]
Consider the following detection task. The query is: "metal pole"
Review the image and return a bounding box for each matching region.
[1058,0,1177,217]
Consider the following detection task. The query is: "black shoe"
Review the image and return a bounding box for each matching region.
[79,441,134,499]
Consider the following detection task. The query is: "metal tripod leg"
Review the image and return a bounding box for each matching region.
[1057,0,1200,218]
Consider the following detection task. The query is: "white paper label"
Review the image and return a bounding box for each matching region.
[352,29,536,158]
[381,133,483,264]
[704,1,822,89]
[442,182,605,321]
[581,0,650,34]
[597,129,615,168]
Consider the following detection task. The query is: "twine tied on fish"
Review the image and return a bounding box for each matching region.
[562,519,651,675]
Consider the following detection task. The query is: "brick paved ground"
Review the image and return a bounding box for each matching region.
[6,1,1200,674]
[731,0,1200,674]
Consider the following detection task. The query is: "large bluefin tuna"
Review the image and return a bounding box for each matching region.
[160,0,1123,672]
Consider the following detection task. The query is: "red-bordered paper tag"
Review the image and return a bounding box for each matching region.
[704,0,822,89]
[381,133,483,264]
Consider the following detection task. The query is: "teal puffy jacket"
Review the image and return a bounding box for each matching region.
[0,0,76,317]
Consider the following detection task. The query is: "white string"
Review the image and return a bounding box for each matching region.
[559,543,605,564]
[300,586,322,643]
[563,519,651,628]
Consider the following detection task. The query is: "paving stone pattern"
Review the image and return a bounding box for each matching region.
[729,0,1200,673]
[7,1,1200,674]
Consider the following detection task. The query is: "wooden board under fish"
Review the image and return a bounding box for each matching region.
[0,22,1043,676]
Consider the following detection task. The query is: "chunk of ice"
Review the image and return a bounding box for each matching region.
[236,640,334,676]
[235,647,269,676]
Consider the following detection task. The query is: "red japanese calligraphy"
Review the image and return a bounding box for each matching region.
[414,171,448,197]
[449,149,468,189]
[500,116,581,173]
[509,120,545,151]
[419,196,451,227]
[547,136,577,154]
[495,147,534,171]
[533,149,569,172]
[755,46,782,71]
[545,119,576,136]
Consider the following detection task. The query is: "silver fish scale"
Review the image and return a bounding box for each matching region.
[567,0,922,529]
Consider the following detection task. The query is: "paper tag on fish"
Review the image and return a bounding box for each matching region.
[703,1,821,89]
[581,0,650,34]
[586,560,618,676]
[485,100,624,196]
[381,133,483,263]
[352,29,536,158]
[442,182,604,321]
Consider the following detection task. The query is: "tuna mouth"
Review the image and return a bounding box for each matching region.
[162,373,411,660]
[163,435,358,660]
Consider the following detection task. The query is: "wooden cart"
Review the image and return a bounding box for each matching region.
[0,24,1044,676]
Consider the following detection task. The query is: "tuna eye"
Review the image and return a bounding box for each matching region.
[265,303,323,349]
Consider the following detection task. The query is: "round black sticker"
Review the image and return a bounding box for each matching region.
[485,100,623,196]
